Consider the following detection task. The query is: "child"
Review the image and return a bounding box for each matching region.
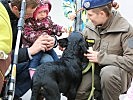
[23,0,66,78]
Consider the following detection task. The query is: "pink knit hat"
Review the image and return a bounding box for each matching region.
[33,0,52,19]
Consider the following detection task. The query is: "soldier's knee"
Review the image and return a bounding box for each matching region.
[100,66,115,86]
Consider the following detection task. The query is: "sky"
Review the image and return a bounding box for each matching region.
[115,0,133,25]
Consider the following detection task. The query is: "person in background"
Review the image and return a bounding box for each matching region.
[62,0,87,32]
[0,0,57,99]
[23,0,67,78]
[75,0,133,100]
[0,2,12,94]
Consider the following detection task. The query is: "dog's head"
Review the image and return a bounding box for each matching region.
[58,38,68,48]
[58,32,88,53]
[58,32,88,69]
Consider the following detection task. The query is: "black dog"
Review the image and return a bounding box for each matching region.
[31,32,88,100]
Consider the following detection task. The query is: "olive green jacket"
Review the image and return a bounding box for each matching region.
[82,11,133,92]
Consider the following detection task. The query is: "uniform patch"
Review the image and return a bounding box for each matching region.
[128,38,133,49]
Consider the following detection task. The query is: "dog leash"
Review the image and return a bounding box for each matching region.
[82,39,95,100]
[82,62,95,100]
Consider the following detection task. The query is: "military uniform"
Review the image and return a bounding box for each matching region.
[77,1,133,99]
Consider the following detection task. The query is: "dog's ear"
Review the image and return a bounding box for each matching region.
[58,38,68,48]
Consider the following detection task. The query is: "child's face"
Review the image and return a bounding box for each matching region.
[36,10,48,20]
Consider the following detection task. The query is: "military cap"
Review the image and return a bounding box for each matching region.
[83,0,112,10]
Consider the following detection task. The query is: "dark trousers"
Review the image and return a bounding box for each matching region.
[15,62,31,97]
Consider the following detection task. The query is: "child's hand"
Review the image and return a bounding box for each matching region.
[56,27,68,37]
[61,27,68,33]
